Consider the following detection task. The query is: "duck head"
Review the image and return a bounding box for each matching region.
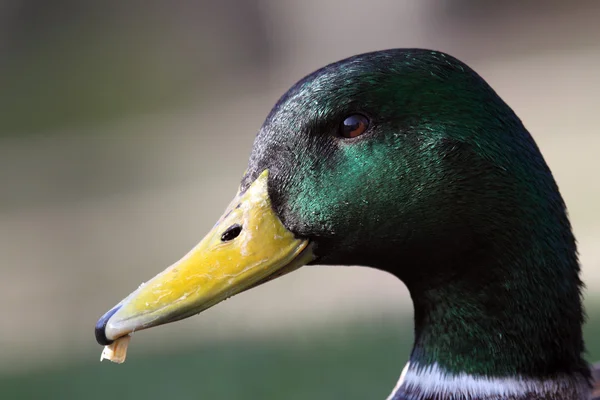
[96,49,587,383]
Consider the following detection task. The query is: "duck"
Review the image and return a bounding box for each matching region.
[95,48,599,400]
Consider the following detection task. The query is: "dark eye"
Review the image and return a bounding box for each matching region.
[221,224,242,242]
[340,114,369,138]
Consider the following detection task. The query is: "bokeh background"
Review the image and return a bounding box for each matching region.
[1,1,599,399]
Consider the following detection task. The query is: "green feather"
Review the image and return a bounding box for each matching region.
[241,49,588,380]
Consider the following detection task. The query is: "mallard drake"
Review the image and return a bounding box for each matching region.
[95,49,599,400]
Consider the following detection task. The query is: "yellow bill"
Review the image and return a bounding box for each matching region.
[95,170,314,348]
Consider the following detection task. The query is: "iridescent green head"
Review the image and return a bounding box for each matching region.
[240,48,586,377]
[243,50,564,276]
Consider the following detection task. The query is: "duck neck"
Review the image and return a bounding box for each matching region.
[389,241,591,399]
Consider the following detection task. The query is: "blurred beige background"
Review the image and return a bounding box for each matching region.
[1,0,599,377]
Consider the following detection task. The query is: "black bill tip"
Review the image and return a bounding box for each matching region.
[95,305,121,346]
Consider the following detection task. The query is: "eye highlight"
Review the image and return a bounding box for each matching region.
[340,114,369,138]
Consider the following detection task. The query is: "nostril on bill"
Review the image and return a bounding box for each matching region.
[221,224,242,242]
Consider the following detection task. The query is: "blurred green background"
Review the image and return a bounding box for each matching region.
[1,1,599,399]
